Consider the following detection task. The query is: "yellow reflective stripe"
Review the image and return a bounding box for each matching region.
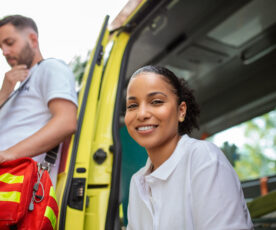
[49,186,57,202]
[44,206,56,229]
[0,173,24,184]
[0,191,21,203]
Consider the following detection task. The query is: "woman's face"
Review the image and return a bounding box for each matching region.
[124,72,186,151]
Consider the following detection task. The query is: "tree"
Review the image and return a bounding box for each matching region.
[234,109,276,180]
[220,142,240,167]
[69,54,89,87]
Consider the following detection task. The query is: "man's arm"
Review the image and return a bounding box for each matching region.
[0,98,77,163]
[0,65,29,106]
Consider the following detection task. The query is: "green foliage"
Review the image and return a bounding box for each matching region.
[69,53,89,86]
[234,109,276,180]
[221,142,240,166]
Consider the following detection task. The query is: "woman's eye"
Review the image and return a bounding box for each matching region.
[127,104,138,110]
[151,99,164,105]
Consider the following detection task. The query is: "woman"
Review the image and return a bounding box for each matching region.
[125,66,253,230]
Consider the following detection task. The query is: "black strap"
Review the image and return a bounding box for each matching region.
[45,145,59,164]
[9,225,17,230]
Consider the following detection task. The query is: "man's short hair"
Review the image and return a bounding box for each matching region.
[0,15,38,35]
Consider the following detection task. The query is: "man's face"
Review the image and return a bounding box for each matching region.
[0,23,35,68]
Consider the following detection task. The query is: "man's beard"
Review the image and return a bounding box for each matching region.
[7,42,35,69]
[17,42,35,69]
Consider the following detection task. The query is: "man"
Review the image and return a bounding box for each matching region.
[0,15,78,187]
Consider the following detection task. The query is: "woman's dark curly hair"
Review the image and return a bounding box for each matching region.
[130,65,200,135]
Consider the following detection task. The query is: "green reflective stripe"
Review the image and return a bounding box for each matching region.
[0,191,21,203]
[49,186,57,202]
[0,173,24,184]
[44,206,56,229]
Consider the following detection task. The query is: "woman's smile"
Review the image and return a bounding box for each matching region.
[135,124,158,134]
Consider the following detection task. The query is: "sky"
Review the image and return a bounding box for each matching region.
[0,0,129,86]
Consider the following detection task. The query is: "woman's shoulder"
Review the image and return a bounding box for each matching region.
[181,135,230,167]
[182,135,220,155]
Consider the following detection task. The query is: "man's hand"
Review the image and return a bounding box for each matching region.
[0,65,29,105]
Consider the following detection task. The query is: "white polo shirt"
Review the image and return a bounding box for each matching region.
[127,135,253,230]
[0,58,78,187]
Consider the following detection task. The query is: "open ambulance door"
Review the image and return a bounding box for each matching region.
[56,16,114,230]
[56,8,133,227]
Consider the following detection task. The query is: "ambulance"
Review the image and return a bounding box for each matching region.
[56,0,276,229]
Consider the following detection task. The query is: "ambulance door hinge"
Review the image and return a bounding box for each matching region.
[96,45,104,66]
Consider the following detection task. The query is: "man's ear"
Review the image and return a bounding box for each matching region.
[29,32,38,48]
[178,101,187,122]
